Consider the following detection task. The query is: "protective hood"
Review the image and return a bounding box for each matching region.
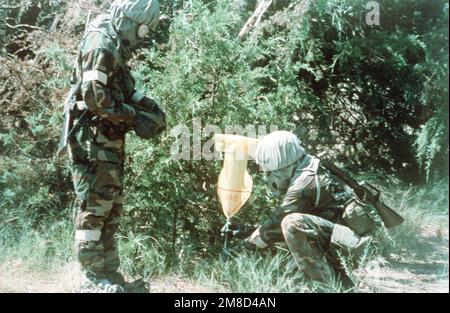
[110,0,160,29]
[255,131,306,172]
[82,14,124,64]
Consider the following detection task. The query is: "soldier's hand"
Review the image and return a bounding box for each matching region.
[140,96,166,134]
[221,222,255,239]
[137,96,158,112]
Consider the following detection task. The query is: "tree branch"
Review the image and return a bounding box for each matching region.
[238,0,273,40]
[5,22,45,31]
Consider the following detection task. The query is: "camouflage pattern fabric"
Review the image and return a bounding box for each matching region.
[70,115,125,275]
[77,31,137,126]
[69,28,136,278]
[259,163,356,243]
[63,2,164,292]
[281,213,337,282]
[258,159,378,282]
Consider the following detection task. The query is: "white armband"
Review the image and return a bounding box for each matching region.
[83,70,108,85]
[331,224,360,248]
[75,229,101,242]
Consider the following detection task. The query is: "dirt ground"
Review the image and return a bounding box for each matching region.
[0,227,448,293]
[357,226,449,293]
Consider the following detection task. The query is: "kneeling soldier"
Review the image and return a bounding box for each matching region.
[245,131,381,286]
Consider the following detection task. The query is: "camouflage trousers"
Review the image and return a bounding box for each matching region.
[281,213,368,283]
[69,115,126,276]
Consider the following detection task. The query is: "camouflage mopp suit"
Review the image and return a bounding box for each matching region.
[247,131,382,285]
[60,0,165,292]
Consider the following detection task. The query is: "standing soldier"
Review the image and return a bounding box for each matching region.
[59,0,166,292]
[243,131,386,287]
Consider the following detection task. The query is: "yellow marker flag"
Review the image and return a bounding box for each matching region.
[215,134,260,219]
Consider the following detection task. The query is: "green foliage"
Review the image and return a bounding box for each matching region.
[415,113,448,181]
[253,0,448,180]
[42,44,72,89]
[382,178,449,254]
[120,0,450,258]
[124,0,279,256]
[0,42,72,239]
[0,217,74,270]
[118,231,170,277]
[193,249,309,292]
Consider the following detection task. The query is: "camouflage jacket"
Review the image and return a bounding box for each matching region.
[74,24,137,129]
[259,155,377,244]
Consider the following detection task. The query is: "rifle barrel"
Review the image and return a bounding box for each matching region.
[320,159,404,228]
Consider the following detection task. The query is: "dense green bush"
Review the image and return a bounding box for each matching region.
[255,0,448,181]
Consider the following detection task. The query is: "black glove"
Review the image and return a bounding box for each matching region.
[152,104,167,133]
[133,97,166,139]
[221,221,255,240]
[137,96,157,110]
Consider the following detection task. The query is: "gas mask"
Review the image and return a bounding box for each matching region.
[255,131,306,196]
[109,0,160,51]
[263,164,296,196]
[137,24,150,38]
[114,17,151,50]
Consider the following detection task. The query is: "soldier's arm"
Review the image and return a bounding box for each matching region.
[256,176,316,245]
[80,49,135,126]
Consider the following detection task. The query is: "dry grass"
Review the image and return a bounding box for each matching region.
[0,260,81,293]
[0,260,216,293]
[355,226,449,293]
[149,275,225,293]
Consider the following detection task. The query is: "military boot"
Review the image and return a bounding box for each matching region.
[79,271,126,293]
[105,271,126,286]
[124,278,149,293]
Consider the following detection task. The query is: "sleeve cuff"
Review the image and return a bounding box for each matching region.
[131,91,146,104]
[250,228,268,248]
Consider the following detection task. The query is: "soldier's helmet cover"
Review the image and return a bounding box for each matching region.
[255,131,305,172]
[109,0,160,49]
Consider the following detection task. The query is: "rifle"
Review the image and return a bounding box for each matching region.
[56,77,82,156]
[320,159,404,228]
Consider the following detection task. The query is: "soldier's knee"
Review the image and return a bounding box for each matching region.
[96,186,121,201]
[75,210,108,230]
[86,191,115,216]
[281,213,308,236]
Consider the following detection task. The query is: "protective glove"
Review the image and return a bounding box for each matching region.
[133,99,166,140]
[141,96,166,132]
[151,104,166,133]
[137,96,159,112]
[117,103,137,131]
[221,221,255,240]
